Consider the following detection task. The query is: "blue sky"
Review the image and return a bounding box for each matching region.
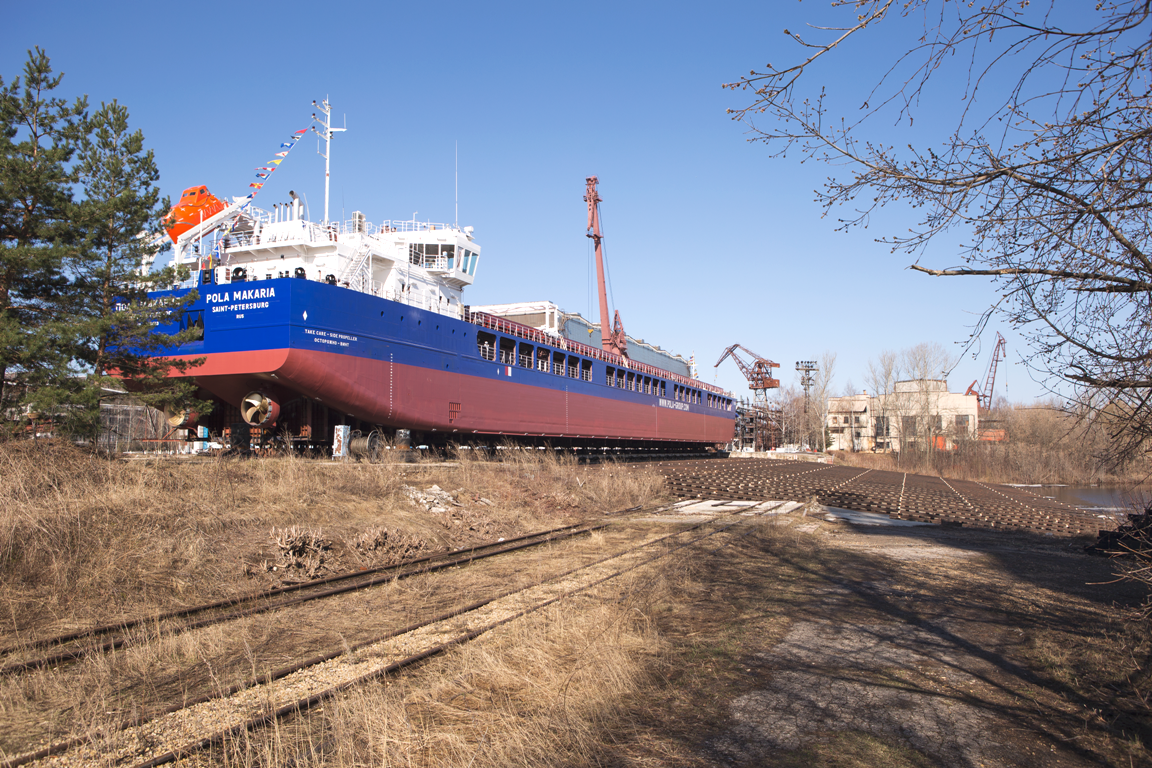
[3,0,1056,403]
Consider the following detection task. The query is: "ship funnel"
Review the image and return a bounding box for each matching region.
[241,391,280,426]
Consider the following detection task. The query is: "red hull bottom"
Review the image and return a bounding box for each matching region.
[179,348,733,445]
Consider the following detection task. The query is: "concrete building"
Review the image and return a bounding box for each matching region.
[826,380,978,452]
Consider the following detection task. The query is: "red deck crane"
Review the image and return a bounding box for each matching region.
[584,176,627,358]
[714,344,781,405]
[965,332,1007,410]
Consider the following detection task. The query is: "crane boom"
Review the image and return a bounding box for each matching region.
[715,344,781,392]
[965,332,1007,409]
[584,176,627,358]
[716,344,782,452]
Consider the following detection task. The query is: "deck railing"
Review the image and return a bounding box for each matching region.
[462,308,730,396]
[223,215,464,251]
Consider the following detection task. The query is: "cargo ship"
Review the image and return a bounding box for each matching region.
[149,102,736,451]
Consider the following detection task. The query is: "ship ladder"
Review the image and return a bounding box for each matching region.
[339,241,373,293]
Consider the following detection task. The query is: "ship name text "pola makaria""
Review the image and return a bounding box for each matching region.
[204,288,276,304]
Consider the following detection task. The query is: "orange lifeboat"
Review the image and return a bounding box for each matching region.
[164,185,229,242]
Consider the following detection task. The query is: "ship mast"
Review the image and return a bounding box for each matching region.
[311,98,346,225]
[584,176,627,358]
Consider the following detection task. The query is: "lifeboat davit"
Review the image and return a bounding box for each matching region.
[164,185,229,242]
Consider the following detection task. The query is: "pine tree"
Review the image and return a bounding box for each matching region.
[51,100,210,439]
[0,48,87,425]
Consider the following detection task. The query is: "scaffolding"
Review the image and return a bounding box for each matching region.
[731,397,782,452]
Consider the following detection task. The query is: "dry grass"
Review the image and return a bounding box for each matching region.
[0,441,667,636]
[0,441,670,759]
[204,559,680,767]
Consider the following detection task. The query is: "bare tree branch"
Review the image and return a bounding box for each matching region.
[728,0,1152,462]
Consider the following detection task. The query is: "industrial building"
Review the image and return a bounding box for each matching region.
[826,380,979,452]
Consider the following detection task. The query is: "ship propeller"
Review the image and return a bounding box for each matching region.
[241,391,280,426]
[166,409,198,428]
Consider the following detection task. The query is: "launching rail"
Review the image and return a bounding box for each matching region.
[653,458,1117,537]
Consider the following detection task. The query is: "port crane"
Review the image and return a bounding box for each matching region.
[715,344,781,451]
[584,176,628,358]
[714,345,781,406]
[965,332,1007,410]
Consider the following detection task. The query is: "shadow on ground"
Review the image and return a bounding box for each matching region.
[620,516,1151,768]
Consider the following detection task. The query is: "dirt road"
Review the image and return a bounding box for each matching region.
[633,505,1150,767]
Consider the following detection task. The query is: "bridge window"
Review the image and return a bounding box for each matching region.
[498,337,516,366]
[477,331,497,361]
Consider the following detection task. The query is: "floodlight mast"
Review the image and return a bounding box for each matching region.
[796,360,818,414]
[311,98,346,226]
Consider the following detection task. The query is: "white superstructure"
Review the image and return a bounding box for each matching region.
[161,97,480,318]
[167,202,481,319]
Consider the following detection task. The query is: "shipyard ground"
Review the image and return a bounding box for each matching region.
[615,504,1151,768]
[2,448,1149,767]
[211,500,1152,767]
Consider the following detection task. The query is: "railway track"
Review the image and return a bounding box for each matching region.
[0,519,625,677]
[5,502,778,768]
[654,458,1117,536]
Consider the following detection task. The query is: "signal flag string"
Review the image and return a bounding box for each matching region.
[211,123,313,262]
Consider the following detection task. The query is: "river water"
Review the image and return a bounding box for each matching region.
[1020,485,1151,514]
